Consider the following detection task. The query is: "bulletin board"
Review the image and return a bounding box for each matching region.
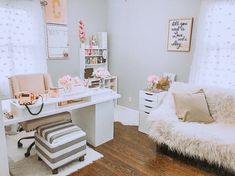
[47,24,69,59]
[167,18,193,52]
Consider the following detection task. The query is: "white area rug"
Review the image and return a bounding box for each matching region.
[114,106,139,126]
[6,132,103,176]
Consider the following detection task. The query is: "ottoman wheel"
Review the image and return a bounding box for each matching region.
[79,155,85,161]
[52,168,58,175]
[38,157,42,161]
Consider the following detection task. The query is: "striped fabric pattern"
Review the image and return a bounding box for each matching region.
[35,133,86,153]
[36,121,81,144]
[35,121,87,170]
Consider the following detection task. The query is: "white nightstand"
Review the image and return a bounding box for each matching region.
[138,90,166,134]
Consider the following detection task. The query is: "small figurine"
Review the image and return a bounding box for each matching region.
[89,35,97,47]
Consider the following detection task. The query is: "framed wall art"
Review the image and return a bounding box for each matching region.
[167,18,193,52]
[45,0,67,25]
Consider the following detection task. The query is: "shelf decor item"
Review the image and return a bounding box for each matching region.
[93,67,111,79]
[79,20,86,44]
[93,67,111,88]
[89,35,98,48]
[167,18,193,52]
[147,75,170,92]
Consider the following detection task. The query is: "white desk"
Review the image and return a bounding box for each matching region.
[0,88,120,176]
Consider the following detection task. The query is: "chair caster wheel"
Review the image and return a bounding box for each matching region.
[79,155,85,161]
[17,142,23,148]
[25,152,30,158]
[38,157,42,161]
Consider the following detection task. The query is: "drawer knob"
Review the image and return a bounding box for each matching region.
[144,111,150,114]
[145,93,153,96]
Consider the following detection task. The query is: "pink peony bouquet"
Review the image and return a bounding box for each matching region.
[93,67,111,79]
[147,75,169,91]
[147,75,160,86]
[58,75,85,89]
[72,76,86,86]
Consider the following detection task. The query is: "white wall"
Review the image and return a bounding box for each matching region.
[107,0,202,109]
[47,0,108,84]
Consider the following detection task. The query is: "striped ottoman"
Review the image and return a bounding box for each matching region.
[35,120,86,174]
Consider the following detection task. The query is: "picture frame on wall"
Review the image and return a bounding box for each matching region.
[45,0,67,25]
[167,18,193,52]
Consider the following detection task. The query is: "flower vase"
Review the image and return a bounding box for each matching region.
[63,85,73,94]
[99,78,105,88]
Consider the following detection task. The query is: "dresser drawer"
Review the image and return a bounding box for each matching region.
[139,90,167,134]
[139,104,155,113]
[139,98,158,108]
[139,91,159,102]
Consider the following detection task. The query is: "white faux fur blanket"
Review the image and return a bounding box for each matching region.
[148,106,235,172]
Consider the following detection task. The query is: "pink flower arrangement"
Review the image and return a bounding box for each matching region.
[93,67,111,79]
[147,75,160,86]
[58,75,85,88]
[72,76,86,86]
[79,20,86,43]
[147,74,170,91]
[58,75,73,88]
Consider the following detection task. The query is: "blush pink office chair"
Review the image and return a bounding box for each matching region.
[8,73,71,157]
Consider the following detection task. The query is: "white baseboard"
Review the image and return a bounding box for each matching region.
[114,105,139,126]
[115,105,139,116]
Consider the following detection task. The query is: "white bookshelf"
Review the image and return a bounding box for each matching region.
[79,32,118,94]
[80,32,108,80]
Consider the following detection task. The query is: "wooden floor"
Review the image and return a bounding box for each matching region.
[70,122,219,176]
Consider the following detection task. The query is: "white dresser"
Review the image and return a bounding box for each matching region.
[139,90,166,134]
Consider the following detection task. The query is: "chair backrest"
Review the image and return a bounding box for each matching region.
[8,73,53,98]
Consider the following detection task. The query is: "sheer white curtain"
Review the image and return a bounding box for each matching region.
[189,0,235,88]
[0,0,47,98]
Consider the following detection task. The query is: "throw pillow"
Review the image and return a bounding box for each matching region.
[173,91,214,123]
[204,87,235,122]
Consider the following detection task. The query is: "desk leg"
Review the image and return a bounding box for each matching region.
[71,100,114,147]
[0,102,10,176]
